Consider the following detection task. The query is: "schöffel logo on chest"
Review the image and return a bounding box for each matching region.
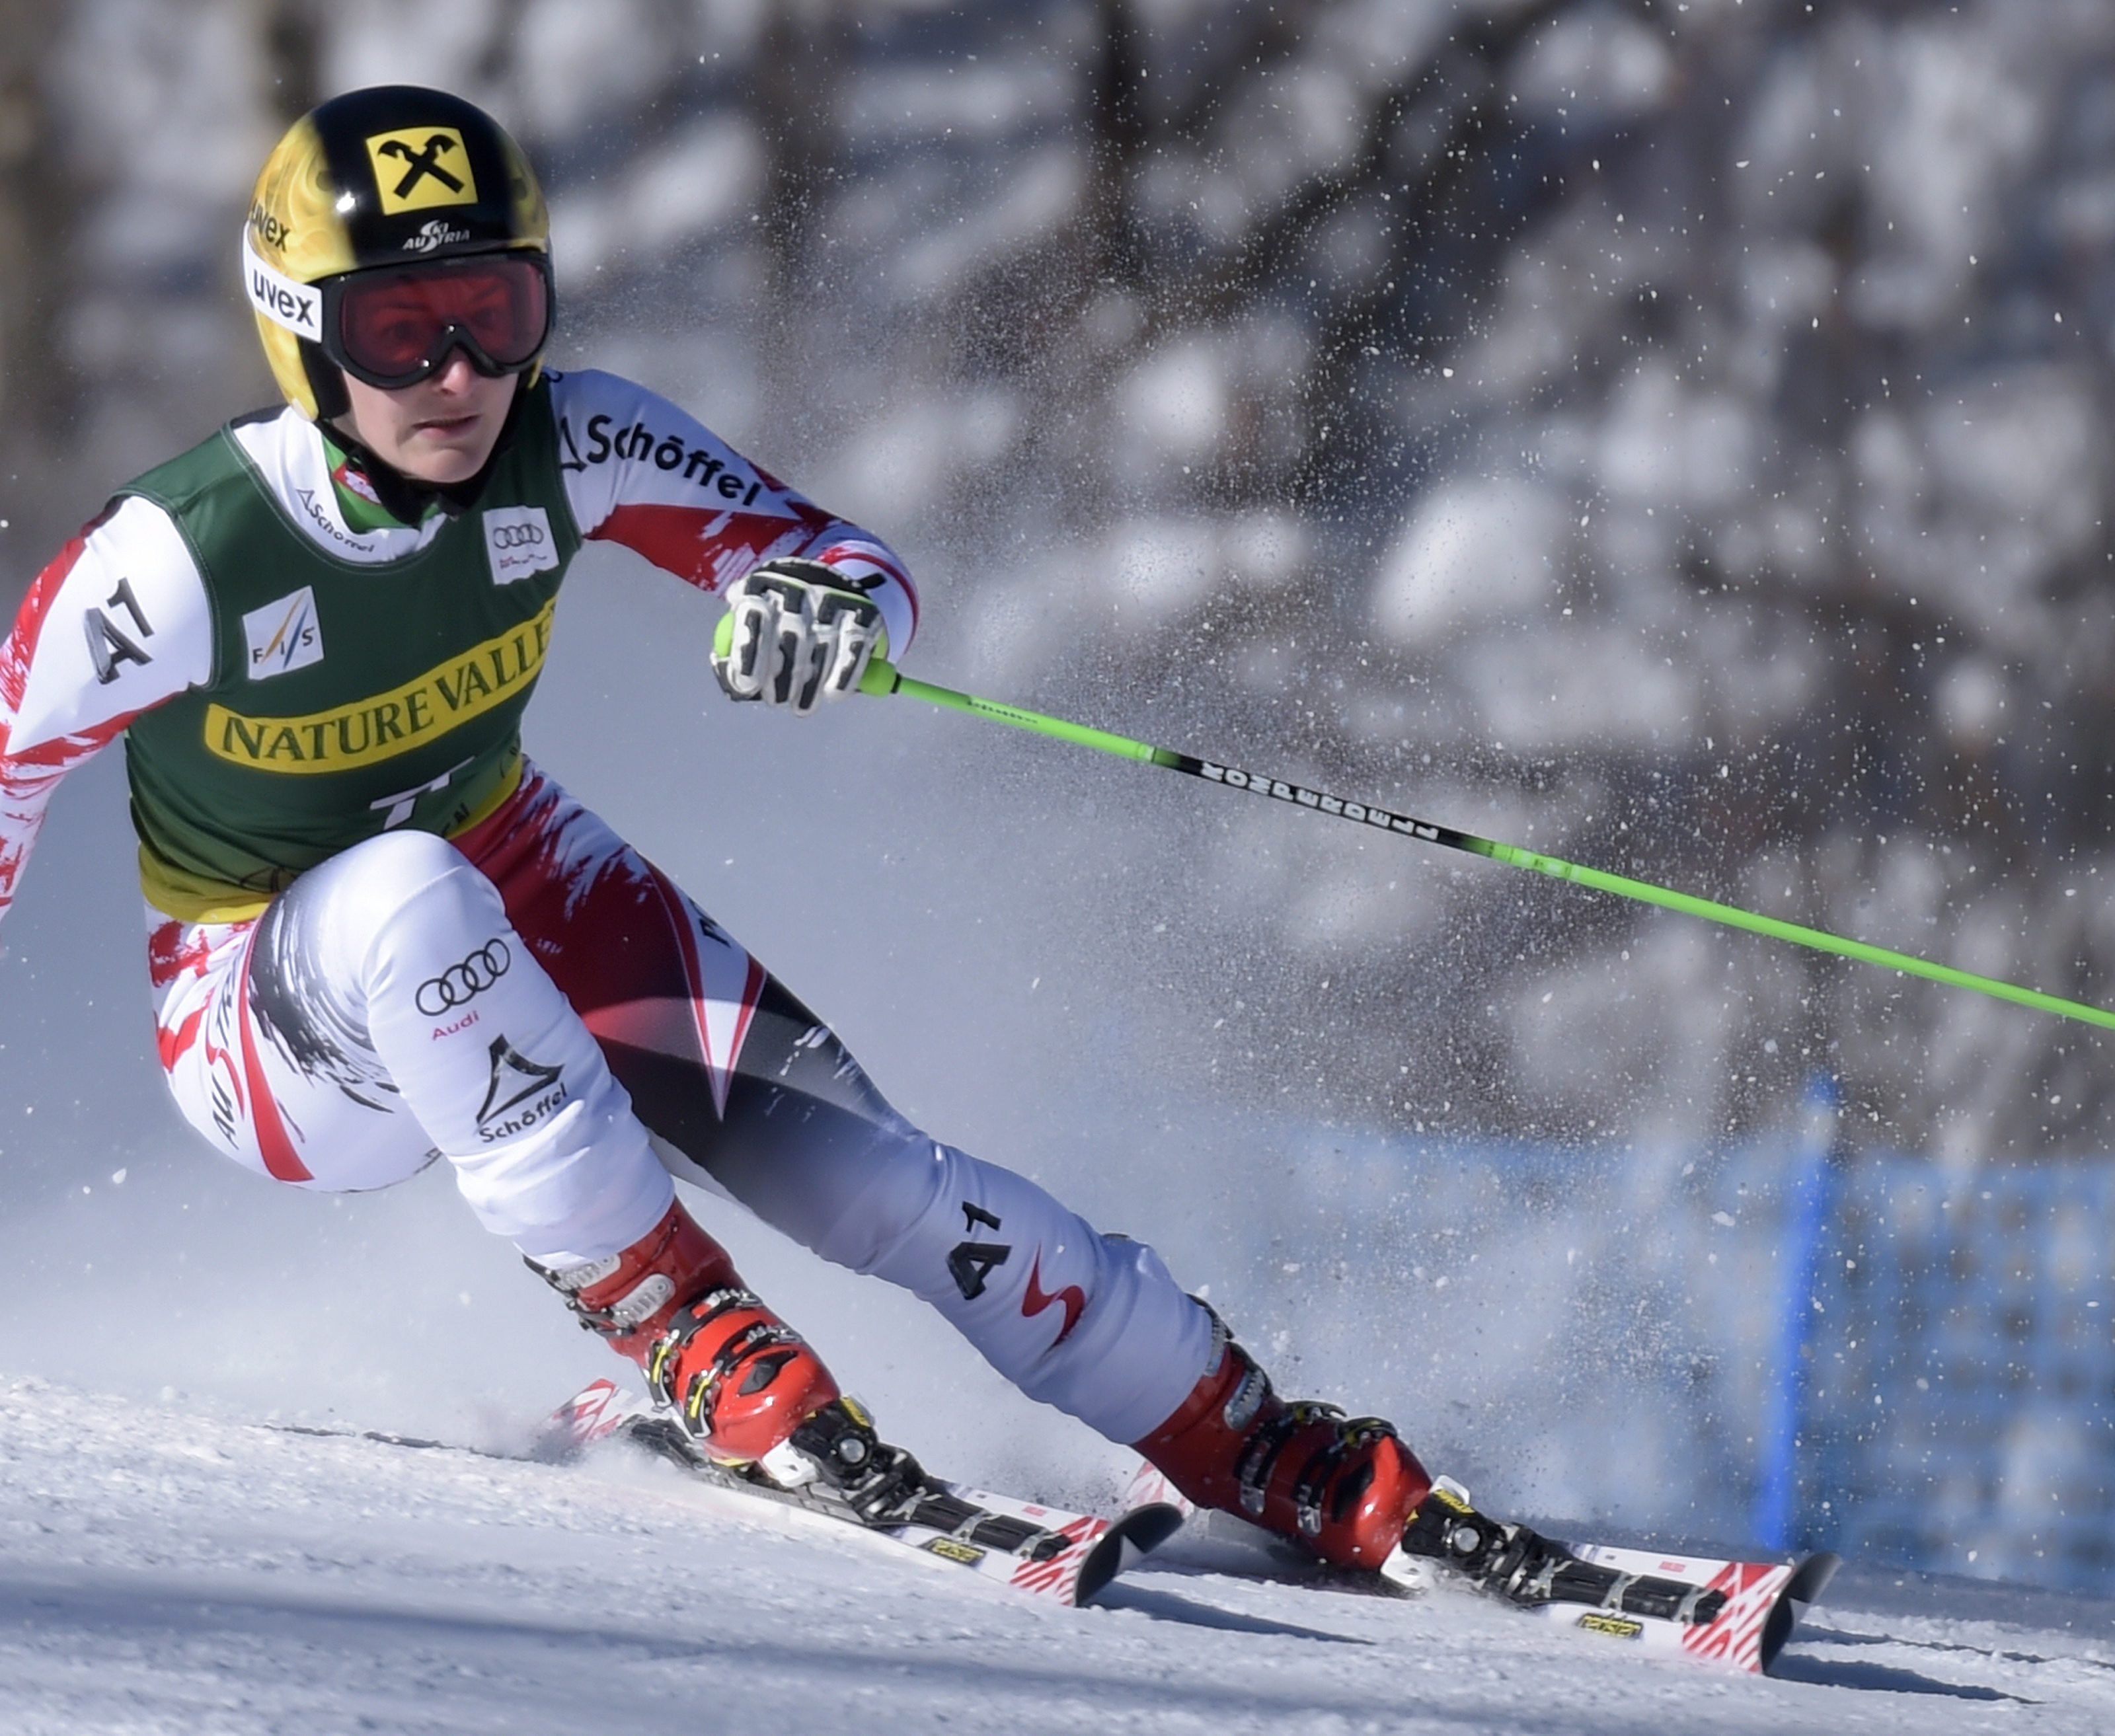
[243,587,325,679]
[484,506,559,584]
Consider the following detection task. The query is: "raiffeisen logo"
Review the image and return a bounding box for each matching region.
[364,127,479,215]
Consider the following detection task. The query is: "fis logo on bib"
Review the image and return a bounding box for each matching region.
[243,587,325,678]
[476,1037,568,1143]
[484,506,558,584]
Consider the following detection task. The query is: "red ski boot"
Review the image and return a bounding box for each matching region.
[1134,1326,1430,1571]
[533,1201,841,1475]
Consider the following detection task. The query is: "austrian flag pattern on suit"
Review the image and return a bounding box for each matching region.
[557,373,917,640]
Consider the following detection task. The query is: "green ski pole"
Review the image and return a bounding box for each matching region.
[857,656,2115,1036]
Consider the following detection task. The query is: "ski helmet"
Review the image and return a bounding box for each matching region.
[243,86,552,422]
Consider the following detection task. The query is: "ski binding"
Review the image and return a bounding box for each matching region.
[545,1378,1181,1608]
[1123,1461,1836,1674]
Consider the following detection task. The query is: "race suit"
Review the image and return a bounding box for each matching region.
[0,369,1213,1445]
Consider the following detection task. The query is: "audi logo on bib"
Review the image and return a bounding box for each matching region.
[483,504,560,583]
[416,939,511,1016]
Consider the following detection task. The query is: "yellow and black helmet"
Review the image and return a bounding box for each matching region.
[243,85,551,420]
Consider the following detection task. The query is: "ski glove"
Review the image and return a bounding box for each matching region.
[711,558,888,716]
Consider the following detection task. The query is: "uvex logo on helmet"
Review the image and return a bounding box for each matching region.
[247,203,293,251]
[243,237,322,340]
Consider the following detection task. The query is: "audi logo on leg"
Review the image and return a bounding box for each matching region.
[490,523,547,550]
[416,940,512,1016]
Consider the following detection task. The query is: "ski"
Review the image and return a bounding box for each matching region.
[1492,1536,1841,1674]
[264,1382,1180,1608]
[542,1378,1182,1608]
[1121,1462,1837,1675]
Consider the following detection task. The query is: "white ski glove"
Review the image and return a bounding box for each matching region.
[711,558,888,716]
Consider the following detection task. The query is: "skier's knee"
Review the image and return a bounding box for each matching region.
[325,828,488,927]
[798,1134,972,1277]
[269,830,502,973]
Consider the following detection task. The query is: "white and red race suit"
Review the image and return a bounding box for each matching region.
[0,369,1214,1445]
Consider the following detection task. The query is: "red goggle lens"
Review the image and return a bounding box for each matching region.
[334,256,549,383]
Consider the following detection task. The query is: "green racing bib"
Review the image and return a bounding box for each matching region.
[118,381,581,919]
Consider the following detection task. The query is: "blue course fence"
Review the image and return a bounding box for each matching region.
[1236,1098,2115,1595]
[1785,1144,2115,1589]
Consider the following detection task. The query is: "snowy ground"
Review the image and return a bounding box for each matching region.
[3,1379,2110,1736]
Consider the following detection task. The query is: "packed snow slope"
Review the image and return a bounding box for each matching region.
[1,1380,2109,1736]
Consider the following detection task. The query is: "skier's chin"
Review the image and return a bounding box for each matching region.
[395,420,501,484]
[338,369,518,486]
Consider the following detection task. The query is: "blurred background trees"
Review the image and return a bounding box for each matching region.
[9,0,2115,1225]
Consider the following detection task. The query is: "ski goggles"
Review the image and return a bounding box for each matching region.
[326,254,553,390]
[245,236,553,390]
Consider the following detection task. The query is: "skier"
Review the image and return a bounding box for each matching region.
[0,86,1430,1568]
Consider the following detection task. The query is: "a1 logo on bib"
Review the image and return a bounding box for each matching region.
[364,126,479,215]
[243,586,325,679]
[484,506,558,584]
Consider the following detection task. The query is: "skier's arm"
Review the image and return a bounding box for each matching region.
[0,499,212,930]
[549,367,920,660]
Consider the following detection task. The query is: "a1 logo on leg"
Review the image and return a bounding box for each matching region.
[948,1201,1011,1300]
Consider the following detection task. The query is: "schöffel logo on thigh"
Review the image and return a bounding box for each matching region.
[476,1037,568,1143]
[483,505,559,584]
[416,939,510,1017]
